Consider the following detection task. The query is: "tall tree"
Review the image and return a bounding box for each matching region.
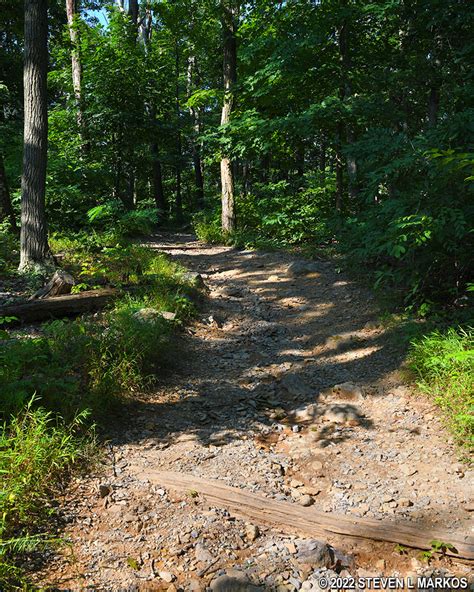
[65,0,84,137]
[19,0,51,270]
[220,0,237,233]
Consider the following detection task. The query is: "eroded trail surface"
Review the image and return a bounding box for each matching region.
[39,234,472,591]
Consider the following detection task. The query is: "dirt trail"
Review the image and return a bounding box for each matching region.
[38,233,472,591]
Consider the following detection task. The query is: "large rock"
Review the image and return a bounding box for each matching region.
[323,404,361,423]
[295,539,334,568]
[210,570,262,592]
[328,382,363,402]
[286,261,321,277]
[293,403,318,422]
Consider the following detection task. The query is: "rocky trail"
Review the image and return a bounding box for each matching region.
[37,234,473,591]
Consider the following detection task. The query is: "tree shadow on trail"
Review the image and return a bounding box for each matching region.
[106,231,410,453]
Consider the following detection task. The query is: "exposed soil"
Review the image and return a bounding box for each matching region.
[35,233,473,591]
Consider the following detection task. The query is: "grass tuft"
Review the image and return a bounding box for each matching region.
[409,326,474,449]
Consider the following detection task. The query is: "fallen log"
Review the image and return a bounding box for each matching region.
[0,288,119,325]
[140,470,473,560]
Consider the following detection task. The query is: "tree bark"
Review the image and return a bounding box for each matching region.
[19,0,51,270]
[65,0,84,138]
[187,54,205,209]
[175,42,183,223]
[151,141,166,215]
[0,153,18,232]
[338,4,359,202]
[319,136,326,183]
[220,0,237,234]
[335,127,344,212]
[128,0,139,25]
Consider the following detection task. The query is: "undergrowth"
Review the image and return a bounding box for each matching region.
[409,327,474,450]
[0,232,197,588]
[0,403,92,590]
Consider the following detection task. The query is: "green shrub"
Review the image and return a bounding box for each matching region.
[0,402,92,589]
[409,327,474,447]
[87,201,158,237]
[193,210,224,244]
[0,245,196,422]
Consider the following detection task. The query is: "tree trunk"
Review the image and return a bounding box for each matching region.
[151,141,166,216]
[0,153,18,232]
[19,0,51,270]
[335,128,344,212]
[65,0,84,138]
[220,1,237,234]
[187,54,205,209]
[338,5,359,202]
[128,0,139,25]
[175,43,183,223]
[319,136,326,183]
[428,86,439,127]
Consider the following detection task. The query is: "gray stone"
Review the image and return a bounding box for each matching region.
[158,570,176,583]
[195,542,214,563]
[245,524,260,542]
[161,311,177,321]
[286,261,321,277]
[210,571,262,591]
[296,539,333,568]
[133,307,160,322]
[323,404,360,423]
[294,404,318,422]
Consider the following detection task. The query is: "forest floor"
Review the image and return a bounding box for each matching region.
[35,233,472,592]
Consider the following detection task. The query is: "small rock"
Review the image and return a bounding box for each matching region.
[298,494,314,507]
[98,483,111,498]
[296,539,333,568]
[195,543,214,563]
[398,498,413,507]
[285,542,297,554]
[462,501,474,512]
[245,524,260,542]
[330,382,363,402]
[294,404,318,422]
[133,307,160,322]
[161,311,177,321]
[159,571,176,583]
[290,479,304,488]
[286,261,321,277]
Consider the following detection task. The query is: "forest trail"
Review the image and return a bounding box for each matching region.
[38,234,472,591]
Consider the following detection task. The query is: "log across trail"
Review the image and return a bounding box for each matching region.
[139,470,474,560]
[0,288,118,324]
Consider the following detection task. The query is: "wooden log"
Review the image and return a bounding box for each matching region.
[0,288,119,325]
[141,470,473,560]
